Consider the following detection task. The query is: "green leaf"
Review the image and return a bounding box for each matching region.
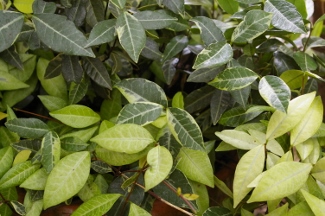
[184,85,215,114]
[85,0,105,27]
[129,202,151,216]
[49,104,101,128]
[230,86,251,109]
[209,67,259,91]
[83,57,112,89]
[45,55,62,79]
[287,201,314,216]
[218,0,238,14]
[20,168,48,190]
[69,78,89,104]
[266,91,316,140]
[60,125,98,143]
[33,0,57,14]
[43,151,91,209]
[100,89,122,120]
[110,0,126,9]
[5,118,49,139]
[10,200,25,216]
[62,55,83,83]
[233,145,265,207]
[266,203,288,216]
[264,0,306,33]
[71,194,120,216]
[193,42,233,70]
[176,147,214,187]
[248,162,312,202]
[258,75,291,113]
[290,96,323,145]
[145,146,173,191]
[0,46,23,70]
[0,11,24,52]
[91,124,155,154]
[32,14,95,57]
[163,35,188,61]
[312,157,325,184]
[41,131,61,173]
[172,92,184,109]
[38,95,67,112]
[141,37,163,61]
[116,12,146,63]
[162,58,178,85]
[293,52,318,72]
[280,70,304,90]
[0,147,14,179]
[215,130,262,150]
[214,176,233,198]
[0,70,29,91]
[115,78,168,107]
[162,0,184,15]
[85,19,116,47]
[203,207,232,216]
[0,161,40,190]
[61,137,89,152]
[190,16,225,46]
[188,66,224,83]
[167,107,205,151]
[301,189,325,216]
[117,102,163,126]
[210,89,231,125]
[134,10,177,30]
[219,106,263,127]
[231,10,272,44]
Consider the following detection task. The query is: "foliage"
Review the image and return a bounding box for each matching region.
[0,0,325,215]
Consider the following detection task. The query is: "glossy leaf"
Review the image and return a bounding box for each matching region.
[145,146,173,190]
[163,35,188,61]
[301,189,325,216]
[209,67,258,91]
[83,57,112,89]
[293,52,318,72]
[69,78,89,104]
[167,107,205,151]
[190,16,225,46]
[233,145,265,207]
[43,151,91,209]
[193,42,233,69]
[176,147,214,187]
[264,0,306,33]
[248,162,312,202]
[50,104,100,128]
[162,58,179,85]
[116,12,146,63]
[231,10,272,44]
[62,55,83,84]
[117,102,163,126]
[85,19,116,47]
[185,85,215,114]
[91,124,155,154]
[71,194,121,216]
[230,85,251,109]
[215,130,261,150]
[291,96,323,145]
[258,75,291,112]
[0,161,40,190]
[0,47,23,70]
[5,118,49,139]
[210,89,232,125]
[280,70,304,90]
[188,66,224,83]
[115,78,168,107]
[0,147,14,179]
[0,11,24,52]
[41,131,61,173]
[134,10,177,30]
[32,14,95,57]
[266,91,316,140]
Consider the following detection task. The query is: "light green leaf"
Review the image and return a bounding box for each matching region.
[134,10,177,30]
[264,0,306,33]
[71,194,120,216]
[265,203,288,216]
[60,125,98,143]
[145,146,173,191]
[231,10,272,44]
[41,131,61,173]
[49,104,101,128]
[218,0,238,14]
[287,201,314,216]
[0,11,24,52]
[214,176,233,198]
[91,124,155,154]
[0,147,14,179]
[293,52,318,72]
[5,118,49,139]
[61,137,89,152]
[117,102,163,126]
[248,162,312,202]
[176,147,214,187]
[163,35,188,61]
[38,95,67,112]
[0,70,29,91]
[215,130,261,150]
[20,168,48,190]
[162,0,184,15]
[301,189,325,216]
[280,70,304,90]
[266,91,316,140]
[209,67,259,91]
[190,180,209,215]
[116,12,146,63]
[203,207,232,216]
[312,157,325,184]
[172,92,184,109]
[129,202,151,216]
[291,96,323,145]
[167,107,205,151]
[258,75,291,112]
[115,78,168,107]
[85,19,116,47]
[190,16,225,46]
[233,145,265,207]
[83,57,112,89]
[295,139,314,160]
[266,139,284,156]
[32,14,95,57]
[193,42,233,69]
[43,151,91,209]
[0,161,40,190]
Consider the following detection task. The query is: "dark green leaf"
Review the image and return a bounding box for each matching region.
[45,55,62,79]
[33,0,57,14]
[5,118,49,139]
[0,46,23,70]
[11,140,42,155]
[188,66,224,83]
[230,85,251,109]
[61,137,89,151]
[219,106,263,127]
[91,160,112,174]
[32,14,95,57]
[134,10,177,29]
[157,126,181,157]
[85,19,116,47]
[62,55,83,84]
[83,57,112,89]
[65,0,87,27]
[141,37,163,61]
[85,0,105,27]
[110,0,126,9]
[69,77,89,104]
[264,0,306,33]
[185,85,215,114]
[0,11,24,52]
[293,52,318,72]
[41,131,61,173]
[203,206,232,216]
[116,12,146,63]
[210,89,232,125]
[100,89,122,120]
[163,35,188,61]
[273,51,300,75]
[10,200,25,215]
[162,0,184,14]
[162,58,179,85]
